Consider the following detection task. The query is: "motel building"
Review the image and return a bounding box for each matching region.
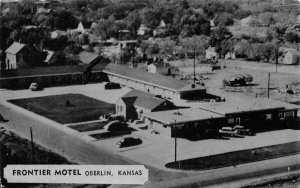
[103,63,207,101]
[141,98,299,138]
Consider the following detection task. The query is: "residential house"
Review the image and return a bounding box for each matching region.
[50,30,67,39]
[205,46,218,59]
[68,21,92,35]
[240,15,253,27]
[43,50,55,64]
[225,51,236,60]
[147,63,157,73]
[116,89,176,121]
[137,24,151,36]
[282,49,300,65]
[5,42,45,69]
[78,51,100,65]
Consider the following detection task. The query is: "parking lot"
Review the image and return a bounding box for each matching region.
[1,83,300,170]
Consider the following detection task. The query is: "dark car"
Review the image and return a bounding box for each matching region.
[233,125,254,136]
[104,82,121,90]
[116,137,142,148]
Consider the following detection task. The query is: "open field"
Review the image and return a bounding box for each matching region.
[175,59,300,105]
[166,141,300,170]
[8,94,115,124]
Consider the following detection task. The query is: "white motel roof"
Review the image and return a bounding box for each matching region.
[197,98,300,116]
[143,108,225,125]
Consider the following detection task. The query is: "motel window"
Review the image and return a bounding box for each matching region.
[228,118,234,124]
[266,114,272,120]
[284,111,294,118]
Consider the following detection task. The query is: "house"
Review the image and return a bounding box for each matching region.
[116,89,176,121]
[159,20,166,28]
[240,15,253,27]
[137,24,151,36]
[43,50,55,64]
[282,49,300,65]
[225,51,236,60]
[205,46,217,59]
[36,7,51,14]
[78,51,100,65]
[147,63,157,73]
[68,22,92,35]
[103,63,207,101]
[5,42,45,69]
[50,30,67,39]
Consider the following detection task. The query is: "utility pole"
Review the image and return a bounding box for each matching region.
[30,127,34,163]
[267,73,270,98]
[193,48,196,83]
[275,45,278,73]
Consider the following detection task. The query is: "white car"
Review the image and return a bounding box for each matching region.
[29,82,42,91]
[219,127,239,136]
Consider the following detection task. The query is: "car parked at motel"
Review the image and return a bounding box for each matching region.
[233,125,254,135]
[116,137,142,148]
[29,82,43,91]
[219,127,239,137]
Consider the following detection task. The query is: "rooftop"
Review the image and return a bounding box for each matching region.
[5,42,26,55]
[197,98,299,115]
[104,63,205,92]
[122,90,168,110]
[78,51,100,64]
[143,108,225,125]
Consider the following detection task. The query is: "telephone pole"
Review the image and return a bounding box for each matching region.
[193,48,196,83]
[267,73,270,98]
[30,127,34,163]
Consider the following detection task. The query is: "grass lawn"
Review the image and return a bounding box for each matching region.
[68,121,109,132]
[8,94,115,124]
[165,141,300,170]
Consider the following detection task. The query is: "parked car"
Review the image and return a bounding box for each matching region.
[151,130,160,134]
[99,114,123,121]
[219,127,239,137]
[116,137,142,148]
[104,120,128,132]
[29,82,43,91]
[233,125,254,135]
[104,82,121,90]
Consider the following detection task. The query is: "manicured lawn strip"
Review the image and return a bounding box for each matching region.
[8,94,114,124]
[165,141,300,170]
[68,121,109,132]
[90,131,132,140]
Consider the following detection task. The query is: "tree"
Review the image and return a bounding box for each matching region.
[179,9,210,37]
[158,39,176,58]
[181,35,210,56]
[214,13,234,26]
[284,31,299,43]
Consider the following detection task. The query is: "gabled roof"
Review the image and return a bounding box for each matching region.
[286,49,300,57]
[44,50,55,63]
[5,42,26,55]
[206,46,216,53]
[121,90,167,111]
[78,51,100,64]
[104,63,199,91]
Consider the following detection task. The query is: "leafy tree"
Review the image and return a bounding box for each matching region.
[179,9,210,37]
[181,35,210,57]
[214,13,234,26]
[284,31,299,43]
